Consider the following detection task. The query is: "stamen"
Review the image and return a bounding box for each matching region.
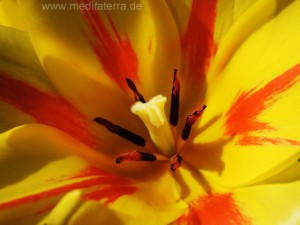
[126,78,146,103]
[116,151,156,164]
[131,95,175,157]
[170,154,182,171]
[170,69,180,126]
[93,117,146,146]
[182,105,207,140]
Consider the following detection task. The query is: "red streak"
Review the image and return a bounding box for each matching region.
[0,72,97,147]
[225,64,300,146]
[78,0,139,90]
[177,193,251,225]
[148,39,152,54]
[181,0,218,81]
[0,167,137,210]
[238,136,300,146]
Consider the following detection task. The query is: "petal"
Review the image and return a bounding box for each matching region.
[177,180,300,225]
[60,185,185,225]
[167,0,295,123]
[37,190,83,225]
[0,124,137,224]
[166,0,275,125]
[0,101,34,134]
[59,200,125,225]
[189,0,300,187]
[166,0,219,121]
[0,26,55,92]
[40,161,187,225]
[209,0,295,77]
[96,171,186,225]
[234,180,300,225]
[166,0,218,80]
[176,192,251,225]
[17,0,181,100]
[41,57,150,140]
[0,72,99,149]
[0,0,26,31]
[0,26,58,133]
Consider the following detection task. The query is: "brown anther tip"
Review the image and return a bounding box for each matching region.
[125,78,137,91]
[125,78,146,103]
[170,69,180,126]
[115,151,156,164]
[182,105,207,140]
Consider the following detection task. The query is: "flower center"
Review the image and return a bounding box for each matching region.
[93,70,206,171]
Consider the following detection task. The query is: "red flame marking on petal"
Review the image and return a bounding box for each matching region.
[78,0,139,90]
[0,72,97,148]
[0,167,137,211]
[177,193,251,225]
[148,39,152,54]
[238,136,300,146]
[181,0,218,81]
[225,64,300,146]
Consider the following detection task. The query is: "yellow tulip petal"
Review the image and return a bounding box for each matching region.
[234,180,300,225]
[0,124,140,224]
[0,101,34,134]
[0,0,26,31]
[0,26,55,92]
[176,180,300,225]
[166,1,296,123]
[42,57,151,140]
[67,183,185,225]
[165,0,218,121]
[0,26,60,133]
[67,201,125,225]
[17,0,180,99]
[67,171,186,225]
[188,0,300,187]
[103,171,187,225]
[176,192,251,225]
[210,0,295,77]
[0,71,104,151]
[214,0,259,42]
[38,190,83,225]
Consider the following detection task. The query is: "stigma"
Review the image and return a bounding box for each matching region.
[131,95,175,157]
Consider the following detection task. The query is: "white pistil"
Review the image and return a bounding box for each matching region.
[131,95,175,157]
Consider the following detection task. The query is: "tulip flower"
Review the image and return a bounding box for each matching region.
[1,0,300,224]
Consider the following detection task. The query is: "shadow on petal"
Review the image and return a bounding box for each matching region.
[0,125,70,188]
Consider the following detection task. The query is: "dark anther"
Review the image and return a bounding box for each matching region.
[125,78,146,103]
[170,69,180,126]
[182,105,207,141]
[116,151,157,164]
[170,154,182,171]
[93,117,146,146]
